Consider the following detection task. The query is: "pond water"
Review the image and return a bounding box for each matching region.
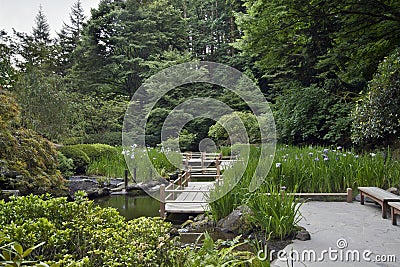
[95,194,160,220]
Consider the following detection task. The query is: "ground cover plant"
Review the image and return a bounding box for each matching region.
[0,194,259,267]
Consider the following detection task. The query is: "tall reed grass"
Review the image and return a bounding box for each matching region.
[209,144,400,239]
[87,146,181,181]
[268,145,400,193]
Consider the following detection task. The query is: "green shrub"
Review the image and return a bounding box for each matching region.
[0,90,66,196]
[70,144,118,160]
[57,152,74,178]
[0,240,59,267]
[0,194,185,266]
[57,146,90,174]
[184,232,256,266]
[82,132,122,146]
[352,48,400,147]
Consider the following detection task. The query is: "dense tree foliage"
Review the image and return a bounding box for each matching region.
[1,0,399,150]
[236,0,400,145]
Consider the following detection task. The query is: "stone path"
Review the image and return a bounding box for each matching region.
[272,202,400,266]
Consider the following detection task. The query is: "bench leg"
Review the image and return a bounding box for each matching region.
[392,208,397,225]
[382,202,388,219]
[360,193,365,205]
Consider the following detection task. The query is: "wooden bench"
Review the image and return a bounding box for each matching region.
[389,202,400,225]
[358,187,400,219]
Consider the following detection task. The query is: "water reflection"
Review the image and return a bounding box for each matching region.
[95,194,159,220]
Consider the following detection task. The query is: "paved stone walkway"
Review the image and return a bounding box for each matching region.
[272,202,400,266]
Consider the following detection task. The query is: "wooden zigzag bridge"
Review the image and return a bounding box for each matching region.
[159,152,237,219]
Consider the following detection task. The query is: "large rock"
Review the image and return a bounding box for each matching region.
[387,187,399,195]
[295,230,311,241]
[217,205,254,235]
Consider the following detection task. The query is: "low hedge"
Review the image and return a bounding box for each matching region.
[82,132,122,146]
[70,144,118,160]
[57,146,90,174]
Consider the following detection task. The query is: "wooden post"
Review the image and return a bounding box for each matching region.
[160,184,166,219]
[184,169,190,187]
[124,169,128,190]
[178,173,182,189]
[216,157,220,182]
[201,152,205,174]
[133,167,137,183]
[346,188,353,203]
[281,186,286,200]
[172,182,175,200]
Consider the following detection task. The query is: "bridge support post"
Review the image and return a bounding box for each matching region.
[124,169,128,190]
[178,173,182,189]
[216,158,220,183]
[201,152,205,174]
[160,184,166,219]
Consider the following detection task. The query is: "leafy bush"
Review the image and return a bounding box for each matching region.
[0,195,257,266]
[209,111,262,145]
[69,144,118,160]
[81,132,122,146]
[57,146,90,174]
[352,48,400,147]
[0,240,58,267]
[0,90,66,196]
[56,152,74,178]
[184,232,256,266]
[0,194,185,266]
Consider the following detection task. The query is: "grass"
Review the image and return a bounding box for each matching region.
[268,145,400,193]
[246,184,302,240]
[209,144,400,241]
[87,146,182,181]
[86,147,127,178]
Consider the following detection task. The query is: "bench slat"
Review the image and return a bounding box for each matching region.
[358,187,400,200]
[388,202,400,209]
[358,187,400,219]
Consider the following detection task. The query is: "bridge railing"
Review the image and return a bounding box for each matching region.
[159,152,238,218]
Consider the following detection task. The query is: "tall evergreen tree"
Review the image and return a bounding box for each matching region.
[32,5,51,44]
[15,5,55,71]
[69,0,188,96]
[56,0,86,75]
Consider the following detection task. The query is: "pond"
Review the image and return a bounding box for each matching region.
[95,194,160,220]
